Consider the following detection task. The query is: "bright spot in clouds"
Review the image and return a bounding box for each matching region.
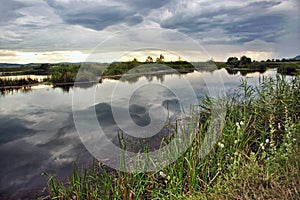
[0,50,88,64]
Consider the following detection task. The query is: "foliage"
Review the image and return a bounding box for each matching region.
[226,57,239,68]
[146,56,153,63]
[45,75,300,199]
[0,77,39,87]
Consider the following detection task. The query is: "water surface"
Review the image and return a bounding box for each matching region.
[0,68,281,198]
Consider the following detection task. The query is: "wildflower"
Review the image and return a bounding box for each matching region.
[265,139,270,143]
[240,121,244,126]
[234,140,238,144]
[278,123,281,129]
[159,171,167,179]
[260,143,265,150]
[293,138,296,142]
[236,122,240,130]
[250,152,255,155]
[260,143,264,147]
[218,142,224,148]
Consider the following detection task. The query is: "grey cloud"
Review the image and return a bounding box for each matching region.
[61,6,138,30]
[127,15,144,26]
[160,1,286,44]
[45,0,173,31]
[126,0,173,10]
[224,15,285,43]
[46,0,146,30]
[248,1,282,9]
[0,0,27,25]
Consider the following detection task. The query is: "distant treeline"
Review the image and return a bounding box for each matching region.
[218,55,300,76]
[0,55,299,88]
[103,60,194,76]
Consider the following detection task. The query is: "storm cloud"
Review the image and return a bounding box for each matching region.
[0,0,299,61]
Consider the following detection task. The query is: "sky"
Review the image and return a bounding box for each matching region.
[0,0,299,63]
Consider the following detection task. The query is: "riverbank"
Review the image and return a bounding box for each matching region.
[44,75,299,199]
[0,61,299,89]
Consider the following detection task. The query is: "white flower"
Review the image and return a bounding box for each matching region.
[234,140,238,144]
[261,145,265,150]
[260,143,264,147]
[240,121,244,126]
[265,139,270,143]
[159,171,167,178]
[293,138,296,142]
[218,143,225,148]
[236,122,240,130]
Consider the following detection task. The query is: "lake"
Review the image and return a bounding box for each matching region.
[0,68,283,198]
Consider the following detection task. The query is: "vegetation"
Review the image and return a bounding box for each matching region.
[103,60,194,76]
[45,75,300,199]
[0,77,39,87]
[45,64,81,84]
[216,55,300,76]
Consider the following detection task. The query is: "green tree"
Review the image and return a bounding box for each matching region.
[226,57,239,68]
[146,56,153,63]
[240,55,251,65]
[156,54,165,63]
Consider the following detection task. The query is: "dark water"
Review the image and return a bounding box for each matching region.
[0,68,280,198]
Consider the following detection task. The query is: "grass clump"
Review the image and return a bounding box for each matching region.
[45,75,299,200]
[0,77,39,87]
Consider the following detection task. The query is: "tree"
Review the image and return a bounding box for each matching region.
[146,56,153,63]
[156,54,165,63]
[40,63,50,70]
[240,55,251,65]
[226,57,239,68]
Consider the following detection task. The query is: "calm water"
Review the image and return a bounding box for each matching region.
[0,68,281,198]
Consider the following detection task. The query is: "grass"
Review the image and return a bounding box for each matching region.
[216,61,300,76]
[42,75,300,199]
[0,77,39,87]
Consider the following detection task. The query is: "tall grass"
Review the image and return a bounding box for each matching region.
[44,75,299,200]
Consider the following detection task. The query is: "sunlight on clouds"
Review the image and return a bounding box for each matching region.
[239,51,274,61]
[0,50,88,64]
[225,51,275,61]
[114,50,212,62]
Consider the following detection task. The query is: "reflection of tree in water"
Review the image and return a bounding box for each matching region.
[0,86,33,96]
[225,68,267,76]
[225,68,238,75]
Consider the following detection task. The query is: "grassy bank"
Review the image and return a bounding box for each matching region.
[215,61,300,76]
[0,77,39,87]
[44,75,299,199]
